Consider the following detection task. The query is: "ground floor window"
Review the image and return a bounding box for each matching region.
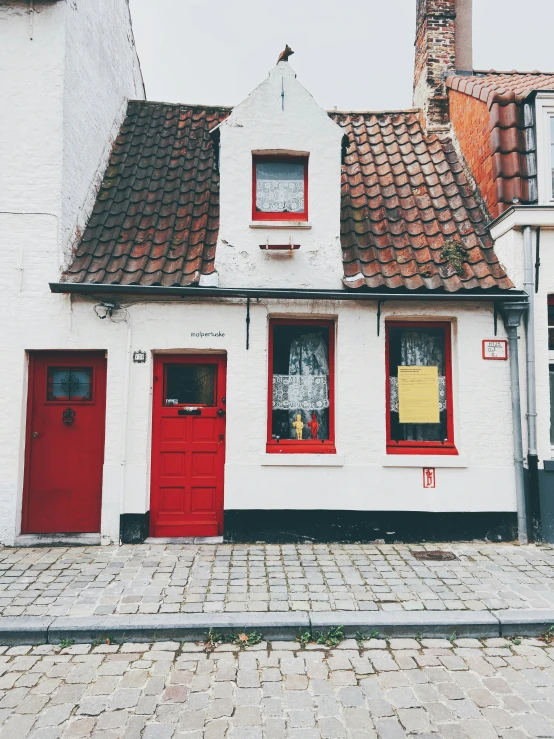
[386,321,456,454]
[267,319,335,453]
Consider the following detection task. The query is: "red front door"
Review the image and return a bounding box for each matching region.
[150,355,226,538]
[22,352,107,534]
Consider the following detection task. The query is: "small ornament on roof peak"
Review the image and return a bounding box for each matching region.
[277,45,294,63]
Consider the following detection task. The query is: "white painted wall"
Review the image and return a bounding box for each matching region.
[0,287,518,545]
[216,62,344,289]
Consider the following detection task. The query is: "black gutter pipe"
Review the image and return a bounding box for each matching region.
[49,282,528,303]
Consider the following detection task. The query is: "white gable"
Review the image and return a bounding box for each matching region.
[215,60,344,289]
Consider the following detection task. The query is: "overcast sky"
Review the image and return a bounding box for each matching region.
[128,0,554,112]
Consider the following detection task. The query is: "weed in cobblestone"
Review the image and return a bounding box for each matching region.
[315,626,345,647]
[92,636,113,647]
[540,625,554,643]
[449,631,457,643]
[230,631,263,647]
[355,628,379,645]
[58,638,75,650]
[296,630,311,646]
[206,628,224,648]
[511,636,522,645]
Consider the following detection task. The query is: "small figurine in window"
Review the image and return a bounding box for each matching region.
[292,413,304,440]
[307,413,319,439]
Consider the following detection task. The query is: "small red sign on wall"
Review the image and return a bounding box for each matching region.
[423,468,436,488]
[482,340,508,360]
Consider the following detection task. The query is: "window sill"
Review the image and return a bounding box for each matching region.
[250,221,312,229]
[261,454,344,467]
[382,455,467,468]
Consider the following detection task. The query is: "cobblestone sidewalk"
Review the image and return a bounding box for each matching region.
[1,542,554,619]
[2,636,554,738]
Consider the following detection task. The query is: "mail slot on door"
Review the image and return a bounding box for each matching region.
[178,408,202,415]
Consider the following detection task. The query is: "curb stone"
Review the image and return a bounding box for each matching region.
[1,609,554,645]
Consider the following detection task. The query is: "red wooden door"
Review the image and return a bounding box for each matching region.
[22,352,107,534]
[150,355,226,538]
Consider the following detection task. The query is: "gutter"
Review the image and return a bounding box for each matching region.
[49,282,528,303]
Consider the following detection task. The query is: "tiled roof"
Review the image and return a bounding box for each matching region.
[62,102,512,292]
[446,70,554,108]
[64,102,230,287]
[446,70,554,214]
[332,111,512,291]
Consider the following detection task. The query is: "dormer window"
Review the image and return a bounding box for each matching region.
[252,155,308,221]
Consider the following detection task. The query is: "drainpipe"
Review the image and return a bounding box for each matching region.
[523,226,540,539]
[501,301,529,544]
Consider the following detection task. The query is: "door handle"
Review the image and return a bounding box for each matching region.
[32,432,39,439]
[217,408,226,417]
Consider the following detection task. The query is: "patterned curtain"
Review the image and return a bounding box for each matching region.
[284,332,329,439]
[256,162,304,213]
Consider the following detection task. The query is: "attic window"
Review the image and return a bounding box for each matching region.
[252,156,308,221]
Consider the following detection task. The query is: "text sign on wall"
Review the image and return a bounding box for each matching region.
[398,366,440,424]
[482,340,508,360]
[423,468,436,489]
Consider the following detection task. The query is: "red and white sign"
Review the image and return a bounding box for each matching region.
[482,340,508,360]
[423,468,436,489]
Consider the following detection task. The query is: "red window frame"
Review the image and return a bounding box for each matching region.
[267,318,335,454]
[252,155,309,222]
[385,321,457,455]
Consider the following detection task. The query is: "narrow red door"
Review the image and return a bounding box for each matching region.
[150,355,226,537]
[22,352,107,534]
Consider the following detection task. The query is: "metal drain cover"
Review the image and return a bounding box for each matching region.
[413,550,458,561]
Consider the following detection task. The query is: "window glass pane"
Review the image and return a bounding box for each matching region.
[47,367,92,401]
[271,325,329,441]
[256,161,305,213]
[388,327,447,443]
[165,364,216,406]
[551,117,554,198]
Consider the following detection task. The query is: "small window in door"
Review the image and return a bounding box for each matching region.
[47,367,93,401]
[164,364,216,406]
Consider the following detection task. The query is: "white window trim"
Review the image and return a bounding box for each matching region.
[535,93,554,205]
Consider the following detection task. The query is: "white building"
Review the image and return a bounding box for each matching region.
[1,0,547,546]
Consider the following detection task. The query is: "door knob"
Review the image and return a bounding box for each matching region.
[32,432,39,439]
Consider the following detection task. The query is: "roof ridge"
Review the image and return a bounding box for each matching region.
[128,99,233,111]
[328,108,419,116]
[471,69,554,76]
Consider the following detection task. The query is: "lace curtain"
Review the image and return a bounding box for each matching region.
[256,162,304,213]
[394,329,446,442]
[272,332,329,440]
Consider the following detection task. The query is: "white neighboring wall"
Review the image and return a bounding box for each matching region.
[0,0,144,544]
[216,61,345,289]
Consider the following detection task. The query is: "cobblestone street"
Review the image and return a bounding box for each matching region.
[2,636,554,738]
[1,543,554,618]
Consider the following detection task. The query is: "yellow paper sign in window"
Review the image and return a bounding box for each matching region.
[397,366,440,424]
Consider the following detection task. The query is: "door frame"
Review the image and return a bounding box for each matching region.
[149,353,227,537]
[21,350,107,535]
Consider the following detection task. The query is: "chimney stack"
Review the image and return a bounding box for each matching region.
[414,0,473,133]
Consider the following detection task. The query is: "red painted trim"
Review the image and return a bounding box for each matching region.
[482,339,508,360]
[266,318,335,454]
[150,354,227,537]
[385,321,457,456]
[548,295,554,306]
[22,351,107,534]
[252,155,309,222]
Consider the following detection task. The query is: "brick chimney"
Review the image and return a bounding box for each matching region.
[414,0,473,133]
